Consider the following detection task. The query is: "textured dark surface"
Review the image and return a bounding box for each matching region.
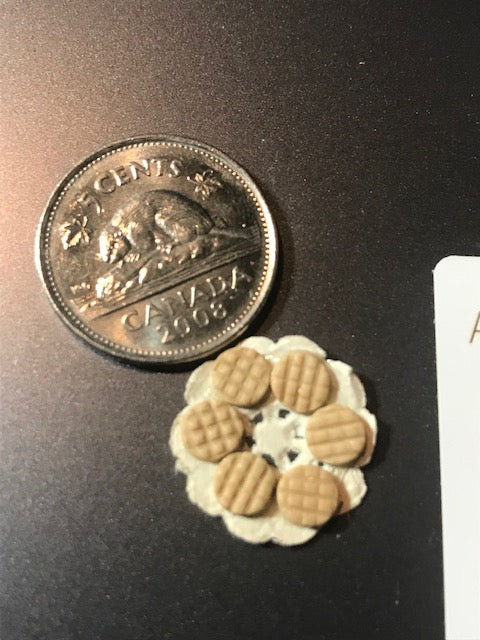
[1,1,478,639]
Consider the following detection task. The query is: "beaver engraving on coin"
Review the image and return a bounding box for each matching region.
[93,189,253,308]
[98,190,216,266]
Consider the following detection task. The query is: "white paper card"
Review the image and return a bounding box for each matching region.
[434,256,480,640]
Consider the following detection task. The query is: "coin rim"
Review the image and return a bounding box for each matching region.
[36,135,277,364]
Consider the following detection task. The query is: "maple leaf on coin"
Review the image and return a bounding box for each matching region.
[187,170,222,200]
[59,216,91,250]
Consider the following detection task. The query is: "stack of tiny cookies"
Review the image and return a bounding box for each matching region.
[179,345,372,529]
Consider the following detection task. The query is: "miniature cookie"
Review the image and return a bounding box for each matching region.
[306,404,367,466]
[180,400,247,462]
[270,350,331,413]
[214,452,278,515]
[212,346,272,407]
[276,465,339,527]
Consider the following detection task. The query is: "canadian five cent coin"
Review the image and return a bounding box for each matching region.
[37,136,277,365]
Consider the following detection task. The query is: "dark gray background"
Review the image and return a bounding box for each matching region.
[1,1,478,639]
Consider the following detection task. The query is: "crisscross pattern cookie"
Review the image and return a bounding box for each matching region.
[306,404,367,466]
[270,350,331,413]
[214,452,277,515]
[212,346,272,407]
[180,400,247,462]
[276,465,339,527]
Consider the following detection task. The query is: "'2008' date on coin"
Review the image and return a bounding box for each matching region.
[121,265,251,342]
